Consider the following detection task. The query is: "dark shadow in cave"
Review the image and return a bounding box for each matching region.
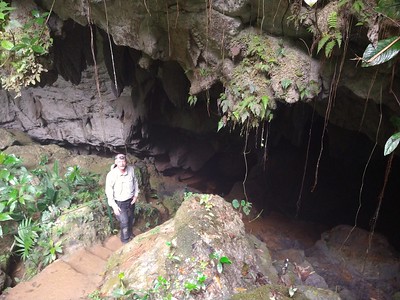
[186,101,400,252]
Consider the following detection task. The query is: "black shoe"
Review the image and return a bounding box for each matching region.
[121,235,134,244]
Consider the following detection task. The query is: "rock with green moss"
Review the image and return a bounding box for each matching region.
[100,194,280,299]
[51,201,112,254]
[230,284,340,300]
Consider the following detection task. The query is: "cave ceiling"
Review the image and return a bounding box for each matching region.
[1,0,399,157]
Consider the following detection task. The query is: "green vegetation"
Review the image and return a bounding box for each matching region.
[0,1,52,97]
[198,194,214,211]
[187,94,198,106]
[210,252,232,274]
[317,11,342,58]
[218,34,275,132]
[0,151,104,278]
[106,250,231,299]
[356,0,400,155]
[135,202,160,229]
[232,199,252,216]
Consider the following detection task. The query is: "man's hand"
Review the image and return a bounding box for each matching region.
[131,195,137,205]
[112,204,121,216]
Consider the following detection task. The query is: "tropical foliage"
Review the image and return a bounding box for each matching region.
[358,0,400,155]
[0,151,103,277]
[0,0,52,97]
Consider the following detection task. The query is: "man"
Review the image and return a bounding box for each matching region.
[105,153,139,243]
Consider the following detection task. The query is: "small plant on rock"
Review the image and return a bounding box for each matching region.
[184,272,207,295]
[232,199,252,216]
[199,194,214,211]
[210,252,232,274]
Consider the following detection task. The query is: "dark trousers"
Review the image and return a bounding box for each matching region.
[115,200,135,243]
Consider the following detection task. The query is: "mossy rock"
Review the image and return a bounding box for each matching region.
[230,284,341,300]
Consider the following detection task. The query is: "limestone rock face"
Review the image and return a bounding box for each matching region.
[306,225,400,299]
[1,0,399,161]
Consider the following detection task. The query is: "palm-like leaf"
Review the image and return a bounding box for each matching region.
[14,218,40,261]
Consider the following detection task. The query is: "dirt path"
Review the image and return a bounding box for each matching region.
[1,236,123,300]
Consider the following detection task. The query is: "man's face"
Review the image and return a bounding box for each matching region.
[115,154,127,171]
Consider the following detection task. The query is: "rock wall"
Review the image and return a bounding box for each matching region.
[0,0,397,154]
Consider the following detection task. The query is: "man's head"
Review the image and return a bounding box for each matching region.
[114,153,127,171]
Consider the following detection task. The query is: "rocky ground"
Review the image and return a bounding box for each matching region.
[2,196,399,300]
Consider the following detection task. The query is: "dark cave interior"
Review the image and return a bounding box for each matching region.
[160,101,400,253]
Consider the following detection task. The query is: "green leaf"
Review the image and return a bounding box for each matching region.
[362,36,400,67]
[317,35,330,54]
[325,40,337,58]
[384,132,400,156]
[335,32,343,48]
[31,10,40,18]
[0,169,11,181]
[217,262,223,274]
[1,40,14,50]
[281,79,292,90]
[327,11,338,29]
[232,199,240,209]
[0,212,13,221]
[219,256,232,264]
[376,0,400,20]
[21,37,31,45]
[217,119,225,132]
[261,95,269,111]
[111,288,126,297]
[11,44,26,52]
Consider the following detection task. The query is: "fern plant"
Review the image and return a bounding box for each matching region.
[317,11,343,58]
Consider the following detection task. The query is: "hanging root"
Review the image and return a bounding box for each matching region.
[86,1,106,144]
[358,69,377,131]
[362,153,393,273]
[242,122,250,204]
[312,14,351,192]
[295,102,316,219]
[103,0,119,94]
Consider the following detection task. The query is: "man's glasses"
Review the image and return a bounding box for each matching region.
[115,155,126,160]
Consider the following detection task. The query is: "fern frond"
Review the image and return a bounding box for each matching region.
[335,32,343,48]
[325,40,337,57]
[328,11,338,30]
[318,35,331,54]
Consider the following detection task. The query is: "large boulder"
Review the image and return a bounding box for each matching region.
[306,225,400,300]
[100,195,339,299]
[101,195,278,299]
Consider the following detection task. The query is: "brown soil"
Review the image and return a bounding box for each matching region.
[0,236,123,300]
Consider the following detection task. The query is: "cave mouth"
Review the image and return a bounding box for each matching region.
[8,14,399,252]
[167,101,400,253]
